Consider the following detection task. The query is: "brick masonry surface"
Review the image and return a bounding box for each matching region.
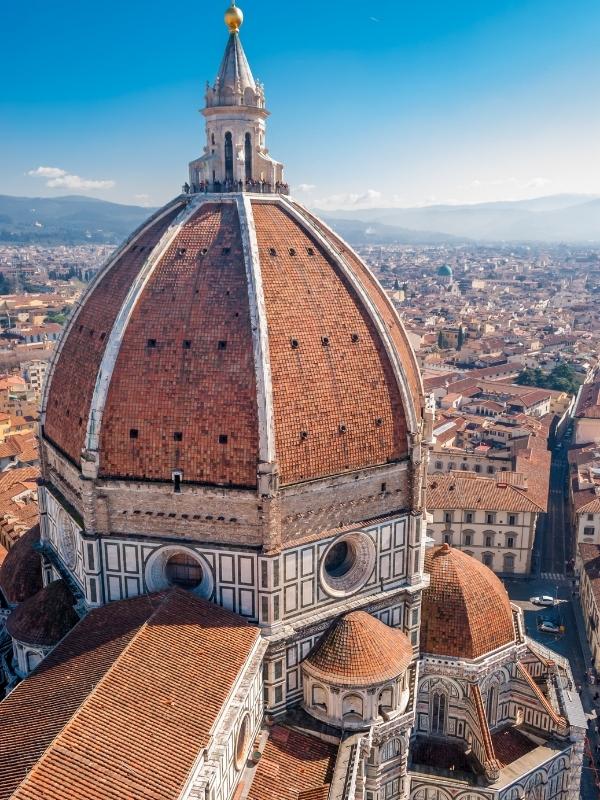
[253,201,408,485]
[99,202,260,486]
[44,203,184,464]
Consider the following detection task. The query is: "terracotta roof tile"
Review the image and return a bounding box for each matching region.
[99,202,259,486]
[421,544,515,659]
[0,589,260,800]
[0,524,42,605]
[246,726,336,800]
[44,202,185,464]
[5,579,79,647]
[253,201,408,484]
[304,611,413,686]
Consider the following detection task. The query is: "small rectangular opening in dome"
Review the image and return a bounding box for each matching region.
[129,429,139,440]
[147,339,157,348]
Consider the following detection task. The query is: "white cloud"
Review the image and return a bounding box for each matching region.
[28,166,67,179]
[27,165,115,191]
[134,193,152,206]
[370,16,380,22]
[314,188,384,211]
[295,183,317,193]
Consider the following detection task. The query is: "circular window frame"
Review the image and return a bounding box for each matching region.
[319,531,376,599]
[145,546,214,599]
[235,713,251,771]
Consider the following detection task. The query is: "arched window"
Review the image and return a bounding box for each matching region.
[224,131,234,182]
[486,685,498,726]
[431,691,447,735]
[26,651,42,672]
[379,687,393,714]
[312,685,327,711]
[342,693,363,720]
[503,553,515,574]
[482,552,494,568]
[380,737,403,762]
[244,132,252,181]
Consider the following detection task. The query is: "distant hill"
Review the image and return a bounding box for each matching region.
[0,195,157,244]
[320,217,464,245]
[317,194,600,243]
[1,192,599,245]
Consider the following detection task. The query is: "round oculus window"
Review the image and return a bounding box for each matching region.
[235,713,251,770]
[165,552,203,590]
[57,512,77,569]
[320,532,376,598]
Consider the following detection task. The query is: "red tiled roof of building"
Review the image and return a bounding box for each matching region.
[246,725,337,800]
[5,579,78,647]
[0,589,260,800]
[491,726,537,767]
[427,472,545,513]
[304,611,413,686]
[575,381,600,419]
[0,524,42,605]
[421,544,515,659]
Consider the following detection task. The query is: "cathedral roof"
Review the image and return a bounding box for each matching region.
[5,579,78,647]
[304,611,413,687]
[42,196,422,489]
[246,725,336,800]
[0,589,260,800]
[0,524,42,606]
[420,544,516,659]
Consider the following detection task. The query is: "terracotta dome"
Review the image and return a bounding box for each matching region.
[304,611,413,686]
[42,196,422,488]
[421,544,515,659]
[6,579,79,648]
[0,525,42,606]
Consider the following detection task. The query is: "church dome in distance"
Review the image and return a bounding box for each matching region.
[420,544,515,660]
[437,264,453,277]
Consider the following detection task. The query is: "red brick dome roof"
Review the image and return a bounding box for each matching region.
[304,611,413,686]
[421,544,515,659]
[42,196,422,488]
[6,579,79,647]
[0,525,42,606]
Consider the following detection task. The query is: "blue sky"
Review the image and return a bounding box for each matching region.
[2,0,599,209]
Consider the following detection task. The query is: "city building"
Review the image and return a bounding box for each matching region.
[0,5,583,800]
[577,543,600,670]
[426,471,546,574]
[574,380,600,445]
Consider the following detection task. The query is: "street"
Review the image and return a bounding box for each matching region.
[507,439,599,798]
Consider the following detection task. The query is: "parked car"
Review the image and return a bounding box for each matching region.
[530,595,555,606]
[539,621,561,634]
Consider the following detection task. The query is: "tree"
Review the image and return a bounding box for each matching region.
[516,363,579,395]
[0,273,10,295]
[457,327,465,351]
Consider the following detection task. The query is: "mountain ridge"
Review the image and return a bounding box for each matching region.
[0,193,598,245]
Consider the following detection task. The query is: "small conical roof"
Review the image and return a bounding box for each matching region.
[304,611,413,687]
[214,33,256,101]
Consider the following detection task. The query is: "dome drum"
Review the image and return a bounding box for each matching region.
[301,611,414,730]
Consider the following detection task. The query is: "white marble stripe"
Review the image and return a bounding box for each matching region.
[278,195,419,438]
[236,194,277,469]
[40,196,186,429]
[83,194,215,462]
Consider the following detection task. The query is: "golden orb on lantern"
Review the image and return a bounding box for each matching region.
[225,2,244,33]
